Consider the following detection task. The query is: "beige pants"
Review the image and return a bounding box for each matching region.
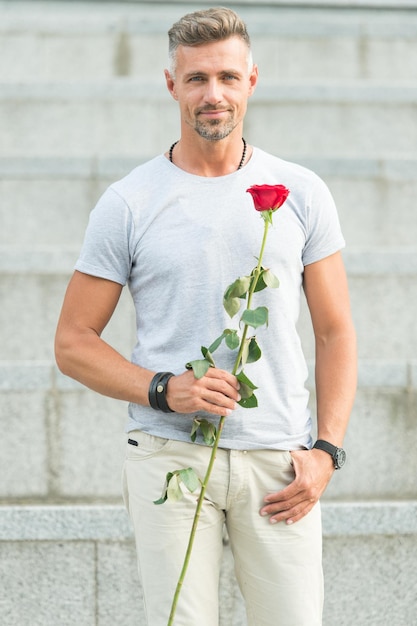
[122,430,323,626]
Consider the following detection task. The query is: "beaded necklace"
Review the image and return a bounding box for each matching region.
[168,137,247,170]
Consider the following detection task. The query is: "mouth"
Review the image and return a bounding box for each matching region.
[197,107,231,118]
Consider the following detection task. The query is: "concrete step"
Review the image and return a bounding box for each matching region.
[0,502,416,625]
[1,358,416,501]
[1,248,416,361]
[1,2,417,82]
[2,156,417,249]
[0,266,136,361]
[298,249,417,362]
[1,81,416,158]
[0,502,415,626]
[0,5,415,620]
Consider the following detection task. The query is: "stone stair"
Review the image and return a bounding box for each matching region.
[1,1,417,624]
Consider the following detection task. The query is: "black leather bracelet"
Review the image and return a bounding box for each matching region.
[148,372,175,413]
[156,372,175,413]
[148,372,165,410]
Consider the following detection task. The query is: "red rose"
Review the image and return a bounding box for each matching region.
[246,184,290,212]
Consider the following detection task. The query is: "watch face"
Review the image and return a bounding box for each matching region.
[335,449,346,468]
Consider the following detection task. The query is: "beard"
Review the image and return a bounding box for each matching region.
[193,108,237,141]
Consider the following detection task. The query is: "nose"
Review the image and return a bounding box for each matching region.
[204,78,222,105]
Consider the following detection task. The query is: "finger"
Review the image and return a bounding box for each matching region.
[196,390,239,416]
[263,480,300,505]
[167,370,238,414]
[260,484,308,518]
[198,400,236,417]
[260,492,297,517]
[270,499,317,525]
[199,378,240,403]
[260,496,314,525]
[205,367,240,390]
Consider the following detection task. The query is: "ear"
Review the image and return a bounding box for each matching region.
[248,64,259,97]
[165,69,178,100]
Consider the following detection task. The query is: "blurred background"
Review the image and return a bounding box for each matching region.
[1,0,416,624]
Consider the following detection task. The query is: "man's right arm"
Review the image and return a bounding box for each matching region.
[55,271,240,415]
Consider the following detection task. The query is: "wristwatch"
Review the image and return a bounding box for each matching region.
[313,439,346,469]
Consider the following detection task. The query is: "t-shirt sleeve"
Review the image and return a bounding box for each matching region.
[302,176,345,266]
[74,187,134,285]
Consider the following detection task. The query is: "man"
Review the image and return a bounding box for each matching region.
[55,7,357,625]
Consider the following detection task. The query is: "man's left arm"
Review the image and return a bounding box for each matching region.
[260,251,357,524]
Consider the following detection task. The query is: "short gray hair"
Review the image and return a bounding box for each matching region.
[168,7,252,76]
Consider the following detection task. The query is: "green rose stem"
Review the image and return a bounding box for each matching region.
[167,210,273,626]
[167,415,225,626]
[232,210,272,372]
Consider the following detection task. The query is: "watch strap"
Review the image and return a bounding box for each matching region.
[313,439,345,469]
[313,439,338,457]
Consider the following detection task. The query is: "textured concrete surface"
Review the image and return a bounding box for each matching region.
[2,156,417,248]
[1,1,416,624]
[1,362,416,501]
[1,83,417,158]
[1,503,416,626]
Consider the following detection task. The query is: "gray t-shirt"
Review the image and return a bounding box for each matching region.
[75,147,345,450]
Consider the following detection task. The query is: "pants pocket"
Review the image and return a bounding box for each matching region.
[125,430,173,461]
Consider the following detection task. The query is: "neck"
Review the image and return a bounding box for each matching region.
[167,136,249,177]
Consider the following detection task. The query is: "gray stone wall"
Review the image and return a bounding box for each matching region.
[1,1,417,624]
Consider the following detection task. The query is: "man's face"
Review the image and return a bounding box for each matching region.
[166,36,258,141]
